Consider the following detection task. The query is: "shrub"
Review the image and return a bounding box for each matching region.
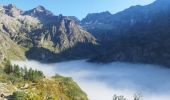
[4,60,13,74]
[12,91,29,100]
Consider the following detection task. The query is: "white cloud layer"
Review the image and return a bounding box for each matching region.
[12,60,170,100]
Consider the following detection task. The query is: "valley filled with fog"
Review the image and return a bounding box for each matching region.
[12,60,170,100]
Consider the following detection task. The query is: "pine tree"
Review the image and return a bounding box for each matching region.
[28,68,34,81]
[13,65,21,77]
[4,60,13,74]
[23,67,29,80]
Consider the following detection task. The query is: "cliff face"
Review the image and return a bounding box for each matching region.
[29,15,96,53]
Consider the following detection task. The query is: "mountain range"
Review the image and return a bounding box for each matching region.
[1,0,170,67]
[0,4,97,62]
[82,0,170,66]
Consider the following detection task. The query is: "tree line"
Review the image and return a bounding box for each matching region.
[4,60,44,82]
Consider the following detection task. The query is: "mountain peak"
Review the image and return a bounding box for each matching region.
[23,5,53,17]
[1,4,22,17]
[34,5,46,12]
[4,4,16,9]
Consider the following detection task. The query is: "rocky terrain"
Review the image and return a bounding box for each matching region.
[0,32,25,64]
[0,4,97,62]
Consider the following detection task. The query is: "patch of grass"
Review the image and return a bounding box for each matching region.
[52,74,88,100]
[12,91,29,100]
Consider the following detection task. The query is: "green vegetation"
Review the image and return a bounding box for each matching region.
[12,91,29,100]
[4,60,44,82]
[52,74,88,100]
[0,61,88,100]
[10,74,88,100]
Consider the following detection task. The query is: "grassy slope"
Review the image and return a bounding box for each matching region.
[0,72,88,100]
[0,61,88,100]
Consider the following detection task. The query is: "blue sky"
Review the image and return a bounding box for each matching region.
[0,0,156,19]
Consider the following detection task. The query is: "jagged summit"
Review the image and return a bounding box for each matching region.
[34,5,46,11]
[0,4,22,17]
[23,5,53,17]
[3,4,17,9]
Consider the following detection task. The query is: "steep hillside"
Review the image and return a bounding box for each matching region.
[24,6,97,61]
[0,62,88,100]
[0,32,26,64]
[0,5,41,47]
[82,0,170,66]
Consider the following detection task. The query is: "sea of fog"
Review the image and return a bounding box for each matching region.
[12,60,170,100]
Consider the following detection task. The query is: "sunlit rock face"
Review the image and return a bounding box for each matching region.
[0,32,26,63]
[23,5,53,17]
[1,4,22,17]
[0,4,97,62]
